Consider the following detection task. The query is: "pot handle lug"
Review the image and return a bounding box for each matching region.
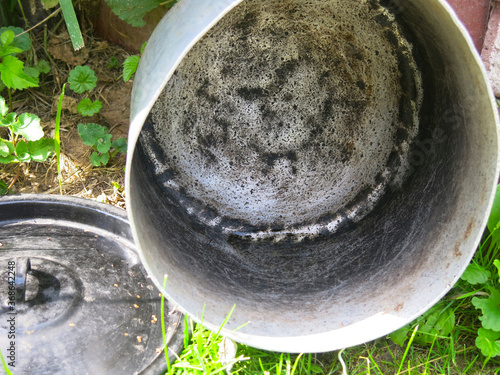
[15,257,31,302]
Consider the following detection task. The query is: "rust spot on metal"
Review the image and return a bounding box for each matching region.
[394,303,404,312]
[454,242,462,257]
[464,221,475,240]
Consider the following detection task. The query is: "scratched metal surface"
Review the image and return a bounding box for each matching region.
[126,0,499,352]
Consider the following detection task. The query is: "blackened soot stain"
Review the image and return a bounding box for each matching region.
[367,0,379,11]
[375,171,385,184]
[234,11,259,31]
[196,79,218,104]
[374,13,392,28]
[356,80,366,90]
[318,70,331,87]
[379,0,402,13]
[385,30,399,49]
[397,51,417,100]
[395,127,409,144]
[286,150,298,162]
[386,151,401,170]
[275,60,299,86]
[308,117,325,137]
[214,117,231,143]
[197,130,218,163]
[262,150,298,167]
[398,97,413,128]
[345,43,363,60]
[322,95,335,121]
[237,87,267,100]
[260,105,278,120]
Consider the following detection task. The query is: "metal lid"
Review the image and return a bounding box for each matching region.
[0,194,184,375]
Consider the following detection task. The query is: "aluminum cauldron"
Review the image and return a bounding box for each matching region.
[125,0,499,352]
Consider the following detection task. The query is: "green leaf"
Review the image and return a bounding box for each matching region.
[15,140,31,162]
[0,141,10,157]
[0,30,15,48]
[0,55,39,89]
[111,137,127,153]
[123,55,139,82]
[27,138,55,162]
[0,96,7,117]
[77,98,102,117]
[461,262,491,285]
[0,155,17,163]
[78,123,112,153]
[472,287,500,331]
[108,56,120,69]
[0,30,23,56]
[100,151,110,165]
[0,112,16,127]
[0,180,8,195]
[68,65,97,93]
[59,0,85,50]
[96,134,112,154]
[104,0,164,27]
[0,138,14,157]
[41,0,59,10]
[90,151,110,166]
[0,139,14,157]
[488,184,500,244]
[35,60,51,74]
[495,259,500,281]
[309,364,323,374]
[476,328,500,358]
[10,113,43,141]
[390,326,409,347]
[0,45,23,56]
[0,27,31,52]
[414,304,455,345]
[24,66,40,79]
[90,151,102,166]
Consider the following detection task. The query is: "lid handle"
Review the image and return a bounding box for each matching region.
[15,257,31,302]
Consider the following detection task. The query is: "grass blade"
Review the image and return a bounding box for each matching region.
[160,275,172,373]
[59,0,84,50]
[290,353,303,375]
[397,324,419,375]
[338,348,348,375]
[0,349,12,375]
[55,83,65,194]
[215,304,236,336]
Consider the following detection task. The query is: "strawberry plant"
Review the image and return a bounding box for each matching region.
[77,123,126,166]
[389,301,456,347]
[0,27,38,109]
[461,249,500,363]
[0,28,54,193]
[123,42,146,82]
[68,65,102,117]
[0,96,54,164]
[104,0,177,27]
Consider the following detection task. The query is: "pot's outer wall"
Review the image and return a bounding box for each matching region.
[126,0,499,353]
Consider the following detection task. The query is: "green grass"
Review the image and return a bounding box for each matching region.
[159,185,500,375]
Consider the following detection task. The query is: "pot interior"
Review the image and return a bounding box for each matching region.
[129,0,498,351]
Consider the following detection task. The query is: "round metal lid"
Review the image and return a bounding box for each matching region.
[0,194,184,375]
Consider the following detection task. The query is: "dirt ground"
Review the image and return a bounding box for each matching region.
[0,25,133,208]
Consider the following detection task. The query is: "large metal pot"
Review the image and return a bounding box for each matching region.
[125,0,499,352]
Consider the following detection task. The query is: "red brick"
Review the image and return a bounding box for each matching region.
[446,0,491,52]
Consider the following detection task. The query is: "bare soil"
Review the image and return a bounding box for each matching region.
[1,26,134,208]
